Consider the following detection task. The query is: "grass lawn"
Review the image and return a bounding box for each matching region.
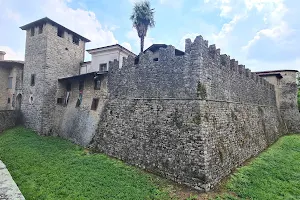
[0,127,174,200]
[216,134,300,200]
[1,127,300,200]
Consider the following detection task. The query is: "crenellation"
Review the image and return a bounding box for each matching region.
[185,38,192,53]
[220,54,230,67]
[208,44,217,59]
[204,40,208,48]
[245,68,251,77]
[230,59,235,71]
[238,64,245,75]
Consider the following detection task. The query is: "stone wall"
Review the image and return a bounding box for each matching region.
[0,67,10,110]
[278,71,300,132]
[90,35,287,191]
[53,73,108,146]
[0,110,17,133]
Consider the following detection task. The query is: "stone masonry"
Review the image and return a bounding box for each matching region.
[90,36,288,191]
[0,111,17,133]
[16,18,299,192]
[21,18,89,135]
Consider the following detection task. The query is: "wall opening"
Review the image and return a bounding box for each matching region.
[91,98,99,110]
[38,25,43,34]
[30,27,34,36]
[57,98,64,105]
[57,27,64,38]
[30,74,35,86]
[7,98,10,104]
[73,35,79,45]
[8,77,13,89]
[16,94,22,110]
[99,63,107,72]
[94,79,101,90]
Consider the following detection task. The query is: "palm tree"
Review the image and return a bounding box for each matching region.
[130,1,155,53]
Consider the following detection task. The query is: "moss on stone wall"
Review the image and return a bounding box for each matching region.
[197,82,207,99]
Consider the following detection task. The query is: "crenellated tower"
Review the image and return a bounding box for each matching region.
[20,17,90,135]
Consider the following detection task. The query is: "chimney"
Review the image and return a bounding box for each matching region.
[0,51,5,60]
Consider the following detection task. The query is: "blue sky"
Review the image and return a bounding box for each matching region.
[0,0,299,71]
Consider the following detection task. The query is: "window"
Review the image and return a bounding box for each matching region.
[277,78,281,86]
[31,27,35,36]
[79,80,84,91]
[57,27,64,38]
[66,82,72,91]
[30,74,35,86]
[73,35,79,45]
[8,77,13,89]
[91,98,99,110]
[94,79,101,90]
[38,25,43,34]
[7,98,10,104]
[153,58,158,61]
[57,98,64,104]
[99,63,107,72]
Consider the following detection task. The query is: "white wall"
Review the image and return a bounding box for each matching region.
[89,51,120,73]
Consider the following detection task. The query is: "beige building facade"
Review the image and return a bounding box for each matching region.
[0,51,24,110]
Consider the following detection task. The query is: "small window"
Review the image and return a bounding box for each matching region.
[38,25,43,34]
[79,80,84,91]
[99,63,107,72]
[153,58,158,61]
[66,82,72,91]
[94,79,101,90]
[31,27,35,36]
[57,98,64,104]
[57,27,64,38]
[73,35,79,45]
[91,98,99,110]
[7,98,10,104]
[8,77,13,89]
[30,74,35,86]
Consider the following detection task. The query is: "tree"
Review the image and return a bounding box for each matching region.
[130,1,155,53]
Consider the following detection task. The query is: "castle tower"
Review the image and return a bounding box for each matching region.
[256,70,300,132]
[20,17,90,135]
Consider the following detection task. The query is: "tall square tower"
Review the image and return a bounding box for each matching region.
[20,17,90,135]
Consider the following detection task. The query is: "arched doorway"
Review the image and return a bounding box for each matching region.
[16,94,22,110]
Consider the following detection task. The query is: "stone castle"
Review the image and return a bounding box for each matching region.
[0,17,299,191]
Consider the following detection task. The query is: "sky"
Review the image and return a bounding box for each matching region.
[0,0,299,72]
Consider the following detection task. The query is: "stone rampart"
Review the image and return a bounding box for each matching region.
[90,35,287,191]
[0,110,17,133]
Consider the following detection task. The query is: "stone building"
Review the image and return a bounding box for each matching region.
[256,70,300,132]
[0,51,24,110]
[81,44,136,74]
[0,17,297,191]
[20,17,90,135]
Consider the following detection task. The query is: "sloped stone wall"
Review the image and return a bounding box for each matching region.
[90,35,288,191]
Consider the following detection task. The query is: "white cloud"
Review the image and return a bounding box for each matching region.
[4,8,21,23]
[242,0,290,51]
[121,42,132,51]
[41,0,118,49]
[0,46,24,60]
[159,0,183,8]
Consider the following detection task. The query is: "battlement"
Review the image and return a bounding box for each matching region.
[108,35,276,106]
